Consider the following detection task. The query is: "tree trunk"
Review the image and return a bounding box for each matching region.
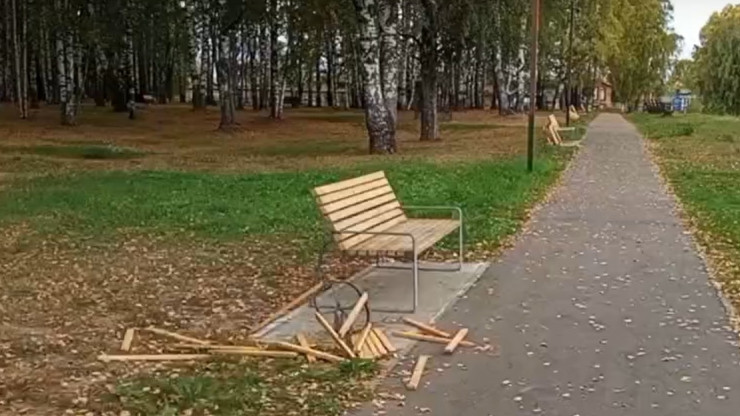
[419,0,439,141]
[11,0,28,118]
[380,0,400,127]
[354,0,396,154]
[190,2,205,110]
[315,48,322,107]
[269,0,282,119]
[217,35,237,129]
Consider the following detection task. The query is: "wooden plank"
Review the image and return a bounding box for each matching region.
[314,312,357,358]
[320,185,395,215]
[326,193,398,223]
[313,171,386,196]
[210,349,299,358]
[406,355,430,391]
[373,329,396,353]
[337,212,407,250]
[273,341,345,363]
[332,201,403,231]
[402,318,451,338]
[368,330,387,357]
[443,328,469,354]
[338,292,369,337]
[144,327,210,345]
[365,331,381,357]
[359,343,374,359]
[318,178,390,205]
[99,354,210,362]
[250,282,324,335]
[120,328,136,352]
[354,323,373,354]
[392,331,476,347]
[296,333,316,363]
[171,344,260,351]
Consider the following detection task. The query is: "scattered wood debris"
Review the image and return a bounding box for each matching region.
[295,333,316,363]
[406,355,430,391]
[444,328,469,354]
[338,292,369,337]
[120,328,136,351]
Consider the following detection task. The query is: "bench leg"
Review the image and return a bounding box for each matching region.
[413,249,419,311]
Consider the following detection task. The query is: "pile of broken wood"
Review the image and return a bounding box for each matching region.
[98,291,482,394]
[98,292,394,364]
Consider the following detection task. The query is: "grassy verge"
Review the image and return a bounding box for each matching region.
[102,359,378,416]
[630,112,740,312]
[0,148,573,252]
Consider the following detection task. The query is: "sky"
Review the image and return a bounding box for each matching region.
[672,0,734,59]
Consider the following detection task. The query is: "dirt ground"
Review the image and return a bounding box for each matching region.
[0,103,555,414]
[0,103,536,175]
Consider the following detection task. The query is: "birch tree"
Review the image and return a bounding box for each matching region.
[353,0,397,153]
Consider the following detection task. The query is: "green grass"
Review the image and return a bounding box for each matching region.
[630,112,740,299]
[108,359,378,416]
[1,144,145,159]
[0,149,572,250]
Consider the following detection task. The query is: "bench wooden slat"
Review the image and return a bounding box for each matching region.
[313,171,386,197]
[338,214,408,250]
[326,193,398,223]
[346,219,459,256]
[332,201,404,231]
[317,178,390,205]
[320,185,395,216]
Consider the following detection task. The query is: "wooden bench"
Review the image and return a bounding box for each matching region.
[313,171,464,312]
[546,114,578,145]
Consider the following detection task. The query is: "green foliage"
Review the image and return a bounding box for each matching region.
[694,5,740,115]
[605,0,680,107]
[0,153,570,250]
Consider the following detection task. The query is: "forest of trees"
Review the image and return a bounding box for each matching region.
[0,0,679,153]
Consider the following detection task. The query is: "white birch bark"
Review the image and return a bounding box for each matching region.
[354,0,396,153]
[379,0,400,126]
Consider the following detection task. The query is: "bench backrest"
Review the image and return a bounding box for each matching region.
[313,171,407,250]
[546,115,563,144]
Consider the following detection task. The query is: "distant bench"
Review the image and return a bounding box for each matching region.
[312,171,464,312]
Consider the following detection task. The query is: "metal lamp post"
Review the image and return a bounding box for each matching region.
[565,0,576,126]
[527,0,540,172]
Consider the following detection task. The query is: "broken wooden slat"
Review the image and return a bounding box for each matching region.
[143,327,210,346]
[273,341,345,363]
[406,355,430,391]
[360,342,374,359]
[402,317,451,338]
[120,328,136,352]
[98,354,209,362]
[392,331,476,347]
[209,349,299,358]
[365,331,381,357]
[338,292,369,337]
[368,330,388,357]
[443,328,469,355]
[314,312,356,358]
[354,323,373,354]
[250,282,325,336]
[296,333,316,363]
[169,344,262,351]
[373,328,396,353]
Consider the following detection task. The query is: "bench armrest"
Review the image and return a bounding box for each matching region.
[402,205,463,221]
